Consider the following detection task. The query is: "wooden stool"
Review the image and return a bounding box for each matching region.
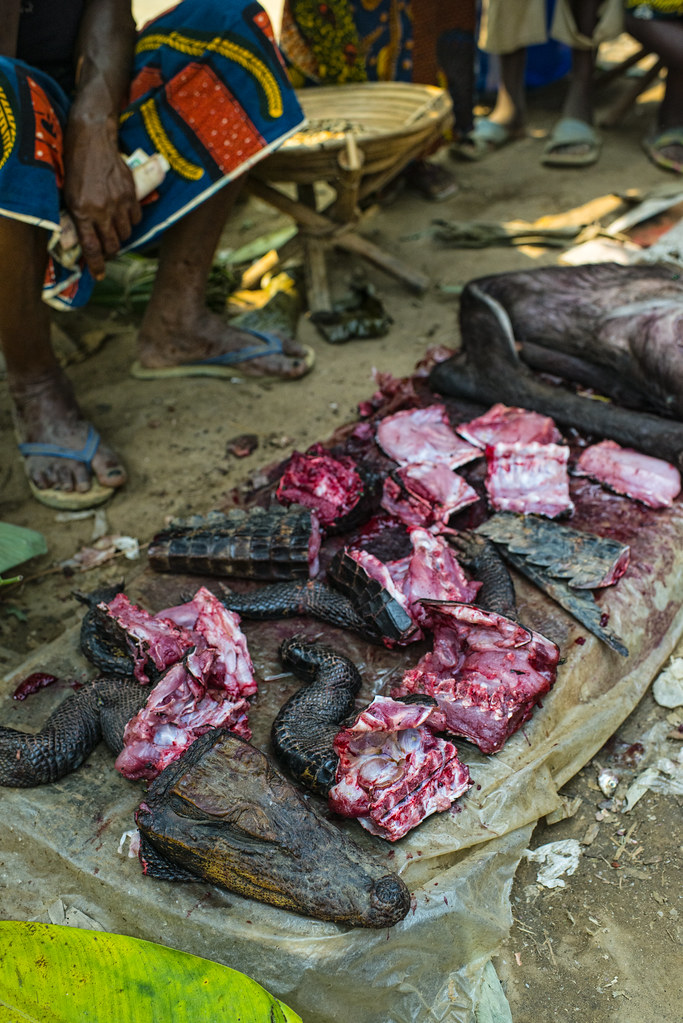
[248,83,453,313]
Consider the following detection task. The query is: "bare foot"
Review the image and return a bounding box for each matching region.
[10,367,127,494]
[137,309,312,380]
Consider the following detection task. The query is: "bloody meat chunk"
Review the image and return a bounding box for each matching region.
[328,696,471,841]
[112,587,257,781]
[381,462,480,528]
[384,529,481,636]
[392,603,559,755]
[376,404,481,469]
[573,440,681,509]
[276,445,369,531]
[485,441,574,518]
[457,403,562,448]
[99,593,195,684]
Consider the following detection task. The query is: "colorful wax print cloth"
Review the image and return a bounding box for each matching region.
[625,0,683,15]
[280,0,476,87]
[0,0,304,309]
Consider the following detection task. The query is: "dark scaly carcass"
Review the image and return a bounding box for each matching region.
[220,579,372,637]
[430,263,683,468]
[136,729,411,927]
[147,505,320,580]
[75,583,137,678]
[222,547,416,646]
[272,637,362,795]
[0,676,146,787]
[0,682,410,926]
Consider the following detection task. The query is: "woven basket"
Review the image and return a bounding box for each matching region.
[253,82,453,185]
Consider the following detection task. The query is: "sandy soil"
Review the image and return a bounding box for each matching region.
[1,55,682,1022]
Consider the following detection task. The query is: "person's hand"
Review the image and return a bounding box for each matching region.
[63,119,142,280]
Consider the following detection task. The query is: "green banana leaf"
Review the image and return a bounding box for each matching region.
[0,922,302,1023]
[0,522,47,575]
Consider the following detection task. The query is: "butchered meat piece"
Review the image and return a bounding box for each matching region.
[573,440,681,509]
[456,403,562,448]
[328,695,471,841]
[376,404,481,469]
[115,658,251,781]
[275,444,374,532]
[392,603,559,754]
[99,593,195,684]
[384,529,481,635]
[113,587,257,781]
[155,586,257,698]
[381,462,480,528]
[485,441,574,518]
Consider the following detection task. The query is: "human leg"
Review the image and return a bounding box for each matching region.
[542,0,603,165]
[134,180,313,380]
[0,216,126,505]
[625,10,683,170]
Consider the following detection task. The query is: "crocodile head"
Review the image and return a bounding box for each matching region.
[136,729,411,928]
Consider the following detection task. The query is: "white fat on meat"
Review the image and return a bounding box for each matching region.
[392,604,559,755]
[328,695,471,841]
[381,461,480,528]
[485,441,574,518]
[112,587,257,781]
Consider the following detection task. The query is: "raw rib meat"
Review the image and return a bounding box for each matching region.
[385,529,480,634]
[457,403,562,448]
[115,658,251,781]
[99,593,195,684]
[381,462,480,528]
[392,603,559,755]
[376,404,481,469]
[573,440,681,509]
[112,587,257,781]
[328,695,471,841]
[485,441,574,518]
[156,586,258,698]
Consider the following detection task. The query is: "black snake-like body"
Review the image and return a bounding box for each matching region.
[0,677,146,787]
[221,579,374,637]
[272,637,362,796]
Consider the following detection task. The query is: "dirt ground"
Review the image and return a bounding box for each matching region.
[1,47,682,1023]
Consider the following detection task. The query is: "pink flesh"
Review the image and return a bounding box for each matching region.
[157,586,257,697]
[384,529,480,636]
[376,405,482,470]
[573,440,681,509]
[101,593,195,683]
[275,446,364,527]
[109,587,257,780]
[392,604,559,755]
[328,696,471,841]
[457,403,562,448]
[381,462,480,528]
[485,441,574,518]
[115,659,251,781]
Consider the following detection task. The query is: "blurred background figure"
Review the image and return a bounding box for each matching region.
[624,1,683,172]
[456,0,623,166]
[279,0,478,200]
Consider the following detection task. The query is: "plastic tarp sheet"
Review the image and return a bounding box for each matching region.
[3,469,683,1023]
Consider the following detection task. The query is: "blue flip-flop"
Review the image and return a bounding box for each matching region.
[16,425,118,510]
[129,328,315,380]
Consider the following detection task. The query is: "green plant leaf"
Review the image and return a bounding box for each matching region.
[0,922,302,1023]
[0,523,47,574]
